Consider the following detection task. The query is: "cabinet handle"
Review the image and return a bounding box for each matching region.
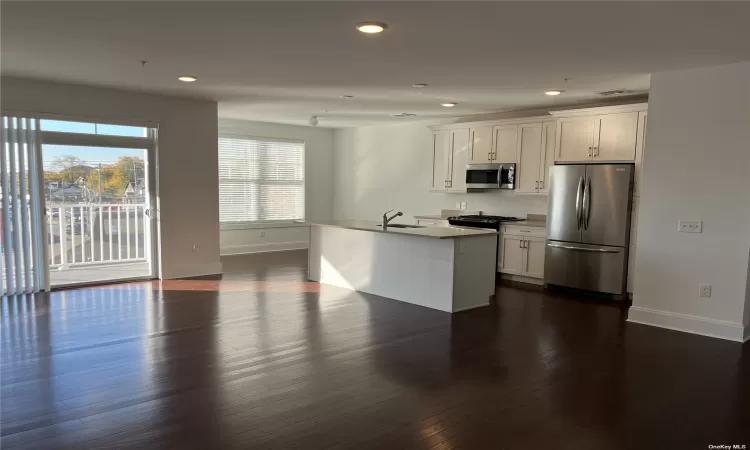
[588,146,592,157]
[535,181,538,189]
[594,146,598,156]
[519,240,522,248]
[488,152,492,161]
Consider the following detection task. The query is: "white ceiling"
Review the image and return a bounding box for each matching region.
[2,1,749,128]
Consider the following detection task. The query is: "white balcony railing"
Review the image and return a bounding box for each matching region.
[47,204,148,269]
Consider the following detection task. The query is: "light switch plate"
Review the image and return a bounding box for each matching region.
[678,220,702,233]
[460,202,467,210]
[699,284,711,298]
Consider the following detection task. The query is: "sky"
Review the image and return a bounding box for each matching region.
[40,120,146,170]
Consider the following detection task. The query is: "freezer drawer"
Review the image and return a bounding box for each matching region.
[544,241,628,294]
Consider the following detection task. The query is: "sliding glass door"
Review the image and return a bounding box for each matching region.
[1,114,159,293]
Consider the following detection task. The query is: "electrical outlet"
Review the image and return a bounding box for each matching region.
[678,220,702,233]
[455,202,461,209]
[192,244,199,252]
[260,231,266,238]
[699,284,711,298]
[460,202,467,210]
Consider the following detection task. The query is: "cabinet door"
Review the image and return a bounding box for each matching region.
[538,122,556,194]
[522,237,546,279]
[448,129,469,192]
[499,234,524,275]
[492,125,519,163]
[555,117,594,162]
[633,111,648,196]
[515,123,543,194]
[594,112,638,161]
[469,126,493,164]
[431,130,449,191]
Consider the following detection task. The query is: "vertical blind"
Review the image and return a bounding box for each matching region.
[218,136,305,223]
[1,116,48,295]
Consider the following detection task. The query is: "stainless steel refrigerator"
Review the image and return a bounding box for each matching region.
[544,164,633,295]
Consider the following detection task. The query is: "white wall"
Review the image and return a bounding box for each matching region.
[629,62,750,342]
[332,122,548,222]
[1,76,221,279]
[218,119,334,255]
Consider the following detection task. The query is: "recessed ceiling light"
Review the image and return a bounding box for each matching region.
[178,76,197,83]
[391,113,417,117]
[356,22,387,34]
[545,90,563,96]
[340,95,354,98]
[412,83,428,88]
[441,103,457,108]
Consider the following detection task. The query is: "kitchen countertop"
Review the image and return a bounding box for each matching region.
[413,214,447,220]
[304,220,499,239]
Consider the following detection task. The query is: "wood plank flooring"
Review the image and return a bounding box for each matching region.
[2,250,748,449]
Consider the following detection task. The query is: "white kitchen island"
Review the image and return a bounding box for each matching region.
[307,220,498,313]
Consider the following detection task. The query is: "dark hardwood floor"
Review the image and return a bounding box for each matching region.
[2,250,748,449]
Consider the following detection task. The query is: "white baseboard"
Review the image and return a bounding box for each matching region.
[220,241,308,256]
[627,306,746,342]
[162,261,224,280]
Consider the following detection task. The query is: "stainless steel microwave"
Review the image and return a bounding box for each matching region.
[466,163,515,189]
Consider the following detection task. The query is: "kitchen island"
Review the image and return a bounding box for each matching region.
[307,220,498,313]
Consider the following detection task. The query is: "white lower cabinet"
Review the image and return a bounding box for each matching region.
[499,232,546,279]
[523,237,546,279]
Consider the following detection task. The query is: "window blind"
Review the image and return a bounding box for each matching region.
[218,136,304,223]
[2,116,48,295]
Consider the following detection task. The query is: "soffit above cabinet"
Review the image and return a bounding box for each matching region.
[428,103,648,131]
[428,115,553,131]
[549,103,648,117]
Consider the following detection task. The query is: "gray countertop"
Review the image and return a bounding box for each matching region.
[304,220,499,240]
[413,214,448,220]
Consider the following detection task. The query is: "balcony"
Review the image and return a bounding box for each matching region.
[47,203,152,287]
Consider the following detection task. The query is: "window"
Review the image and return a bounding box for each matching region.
[40,119,148,137]
[218,136,304,224]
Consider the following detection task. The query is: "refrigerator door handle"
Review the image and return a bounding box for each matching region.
[575,176,584,230]
[547,243,620,253]
[582,177,591,230]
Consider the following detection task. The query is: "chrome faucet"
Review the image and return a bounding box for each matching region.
[382,209,403,230]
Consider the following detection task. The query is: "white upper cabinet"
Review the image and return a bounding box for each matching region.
[447,128,469,192]
[492,125,519,163]
[555,117,596,162]
[633,111,648,196]
[516,123,543,194]
[431,130,450,191]
[594,112,638,161]
[469,126,493,164]
[553,105,646,163]
[429,103,647,193]
[516,121,555,195]
[538,122,555,194]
